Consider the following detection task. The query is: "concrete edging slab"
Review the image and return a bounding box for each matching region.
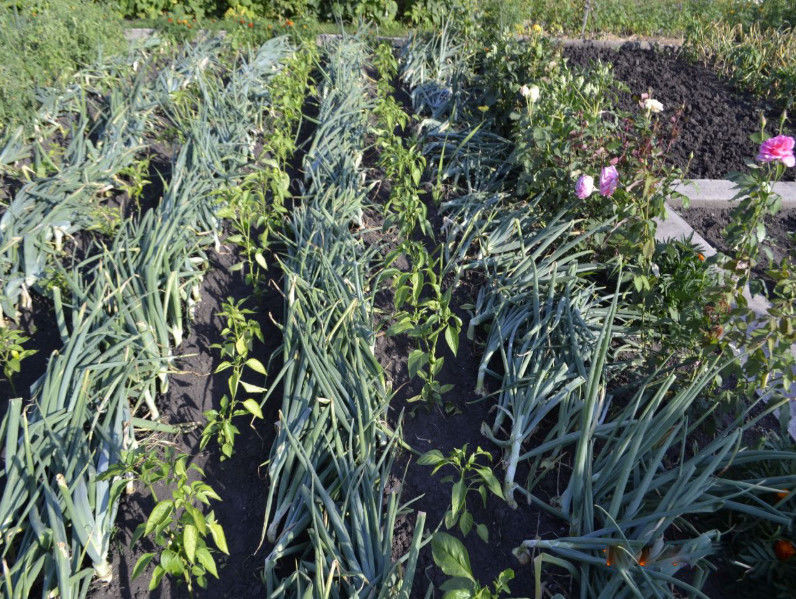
[123,28,685,49]
[670,179,796,209]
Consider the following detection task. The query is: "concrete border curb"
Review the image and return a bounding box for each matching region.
[123,28,685,49]
[671,179,796,208]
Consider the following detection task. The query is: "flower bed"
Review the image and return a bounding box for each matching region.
[564,43,795,180]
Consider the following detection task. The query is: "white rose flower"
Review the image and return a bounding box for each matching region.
[643,98,664,113]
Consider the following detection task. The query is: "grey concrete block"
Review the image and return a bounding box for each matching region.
[670,178,796,208]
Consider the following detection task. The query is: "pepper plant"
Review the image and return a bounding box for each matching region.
[432,532,514,598]
[419,444,503,541]
[201,297,266,459]
[386,242,462,405]
[0,325,36,394]
[104,449,229,592]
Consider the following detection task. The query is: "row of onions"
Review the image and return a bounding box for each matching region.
[0,38,226,321]
[261,35,424,596]
[0,36,293,598]
[400,27,795,597]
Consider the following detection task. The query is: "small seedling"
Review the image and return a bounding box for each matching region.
[201,298,266,459]
[418,444,503,541]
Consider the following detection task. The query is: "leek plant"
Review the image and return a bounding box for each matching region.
[261,36,424,597]
[0,76,150,319]
[0,36,226,321]
[400,25,796,599]
[516,361,795,599]
[0,36,294,598]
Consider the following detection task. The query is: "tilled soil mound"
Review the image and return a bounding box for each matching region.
[563,44,795,181]
[682,207,795,284]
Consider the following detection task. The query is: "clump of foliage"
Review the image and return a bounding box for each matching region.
[419,445,504,542]
[104,448,229,592]
[636,237,718,356]
[201,298,266,460]
[0,0,125,129]
[0,325,36,394]
[432,532,514,598]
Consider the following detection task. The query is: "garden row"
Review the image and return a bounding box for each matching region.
[388,24,795,597]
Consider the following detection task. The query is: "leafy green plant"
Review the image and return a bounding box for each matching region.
[372,42,458,408]
[418,445,503,541]
[431,532,514,598]
[0,0,125,129]
[0,325,36,394]
[104,448,229,592]
[218,167,289,290]
[386,243,461,405]
[265,39,317,167]
[635,237,718,357]
[201,297,266,459]
[116,155,152,205]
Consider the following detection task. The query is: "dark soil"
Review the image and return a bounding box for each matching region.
[563,44,795,181]
[681,207,795,280]
[88,245,283,599]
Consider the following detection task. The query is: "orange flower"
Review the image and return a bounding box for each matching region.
[603,546,618,567]
[774,539,796,561]
[637,545,651,567]
[697,253,705,261]
[248,22,254,28]
[167,17,172,22]
[285,19,294,26]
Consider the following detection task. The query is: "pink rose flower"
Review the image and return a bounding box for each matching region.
[757,135,795,167]
[575,174,594,199]
[599,165,619,197]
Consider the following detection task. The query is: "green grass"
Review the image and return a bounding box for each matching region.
[0,0,126,130]
[524,0,727,37]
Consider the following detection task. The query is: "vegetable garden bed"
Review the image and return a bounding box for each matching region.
[1,19,795,599]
